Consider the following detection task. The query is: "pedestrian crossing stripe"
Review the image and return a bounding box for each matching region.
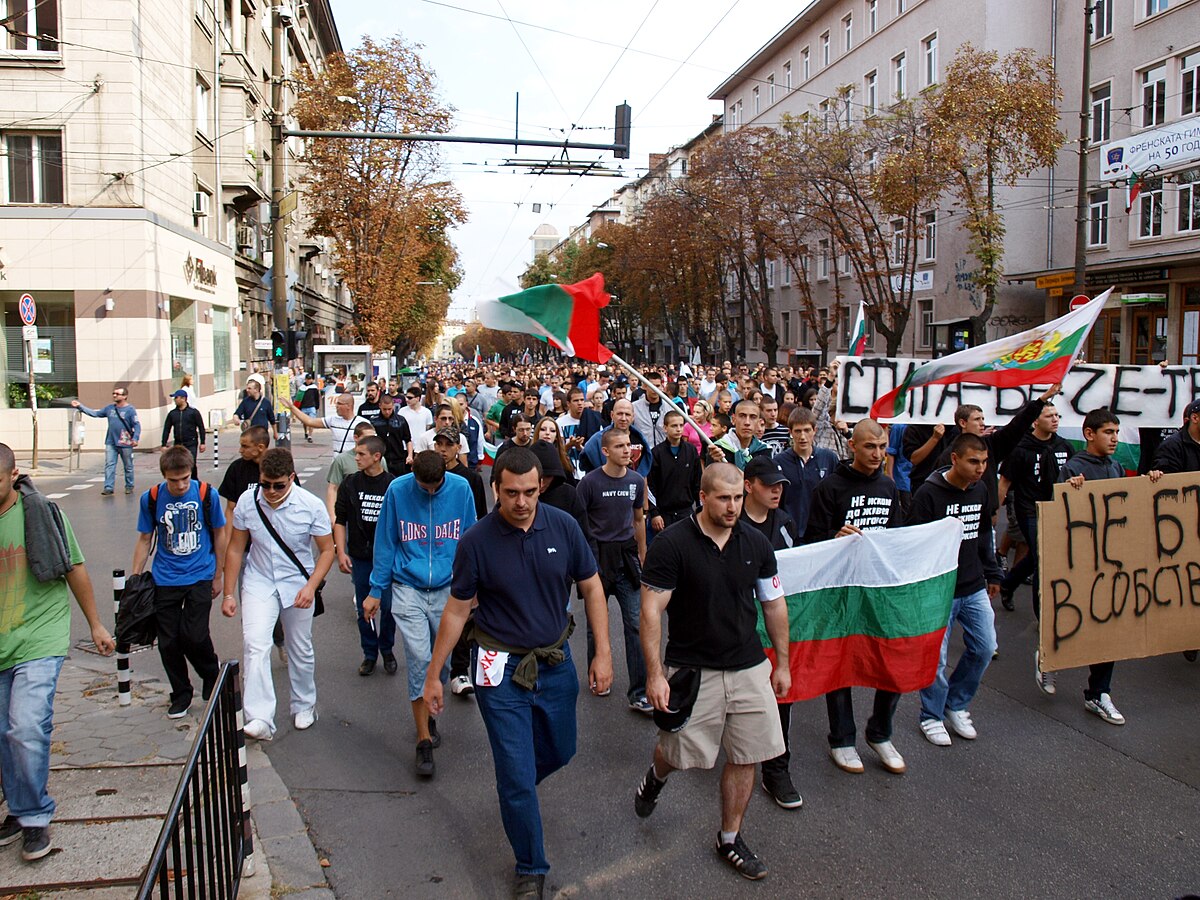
[67,484,92,490]
[47,493,68,499]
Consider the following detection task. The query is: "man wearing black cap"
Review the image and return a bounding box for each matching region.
[161,389,206,479]
[433,427,486,519]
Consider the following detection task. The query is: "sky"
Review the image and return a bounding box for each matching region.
[327,0,805,320]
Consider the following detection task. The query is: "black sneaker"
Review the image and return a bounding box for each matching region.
[716,832,767,880]
[167,698,191,719]
[514,873,545,899]
[428,717,441,749]
[634,764,666,818]
[1184,650,1198,662]
[358,658,376,676]
[201,677,216,702]
[21,826,51,861]
[0,815,21,846]
[382,653,398,675]
[761,773,803,809]
[1000,587,1015,612]
[414,739,435,778]
[100,489,114,496]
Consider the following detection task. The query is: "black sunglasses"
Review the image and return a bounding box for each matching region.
[260,479,292,491]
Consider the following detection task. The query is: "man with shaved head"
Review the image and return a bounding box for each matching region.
[805,418,906,776]
[284,391,372,458]
[579,398,652,478]
[634,462,792,881]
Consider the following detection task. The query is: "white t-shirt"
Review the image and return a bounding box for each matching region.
[412,427,469,456]
[322,414,368,455]
[398,404,433,440]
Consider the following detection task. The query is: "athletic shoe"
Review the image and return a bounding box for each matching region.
[628,696,654,716]
[358,658,376,676]
[428,717,441,749]
[125,486,134,494]
[21,826,51,861]
[100,489,114,496]
[1035,651,1056,695]
[999,587,1015,611]
[1084,693,1125,726]
[415,739,435,777]
[993,646,1000,660]
[513,873,545,899]
[1184,650,1198,662]
[919,719,952,747]
[244,719,272,741]
[166,698,191,719]
[294,708,317,730]
[866,740,907,774]
[634,764,667,818]
[828,746,864,774]
[0,815,21,846]
[382,653,398,675]
[945,709,977,740]
[715,832,768,881]
[201,677,216,702]
[761,773,803,809]
[449,675,474,696]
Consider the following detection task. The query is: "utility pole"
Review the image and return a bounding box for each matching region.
[1072,3,1097,302]
[270,7,287,332]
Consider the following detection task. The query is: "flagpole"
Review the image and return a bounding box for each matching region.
[606,352,721,457]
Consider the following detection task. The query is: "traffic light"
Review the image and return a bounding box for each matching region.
[271,329,286,363]
[287,329,307,359]
[613,103,631,160]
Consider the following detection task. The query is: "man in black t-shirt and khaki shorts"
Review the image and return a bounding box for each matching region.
[633,463,791,882]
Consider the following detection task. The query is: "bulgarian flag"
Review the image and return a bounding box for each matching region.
[1126,170,1147,212]
[475,273,613,363]
[848,301,868,356]
[870,288,1113,419]
[479,438,499,466]
[759,519,962,702]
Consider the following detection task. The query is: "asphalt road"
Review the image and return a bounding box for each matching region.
[35,437,1200,899]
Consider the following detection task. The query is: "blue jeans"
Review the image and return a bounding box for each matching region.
[0,656,65,827]
[585,569,646,702]
[104,444,134,491]
[352,558,394,660]
[391,583,450,702]
[920,589,997,721]
[473,645,578,876]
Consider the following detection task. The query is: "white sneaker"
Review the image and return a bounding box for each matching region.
[828,746,864,774]
[1034,651,1056,695]
[866,739,907,774]
[244,719,272,741]
[1083,693,1125,726]
[294,708,318,730]
[945,709,977,740]
[919,718,952,746]
[449,675,474,696]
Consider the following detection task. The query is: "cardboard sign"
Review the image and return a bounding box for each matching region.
[836,357,1200,428]
[1037,471,1200,672]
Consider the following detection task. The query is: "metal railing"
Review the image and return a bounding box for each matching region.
[137,660,254,899]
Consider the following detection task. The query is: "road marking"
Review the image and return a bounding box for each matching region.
[67,484,92,491]
[47,493,68,499]
[87,476,105,482]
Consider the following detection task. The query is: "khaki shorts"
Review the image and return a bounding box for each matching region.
[656,658,785,770]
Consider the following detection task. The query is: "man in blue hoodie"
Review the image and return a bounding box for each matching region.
[71,388,141,495]
[364,450,476,777]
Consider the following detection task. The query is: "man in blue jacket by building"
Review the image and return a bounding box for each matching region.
[364,450,476,777]
[71,387,141,495]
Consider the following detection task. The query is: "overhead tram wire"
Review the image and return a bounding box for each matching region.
[494,0,571,120]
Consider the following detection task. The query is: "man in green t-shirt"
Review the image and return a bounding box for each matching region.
[0,443,114,862]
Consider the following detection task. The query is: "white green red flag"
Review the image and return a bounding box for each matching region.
[759,519,962,701]
[475,273,613,363]
[869,288,1113,420]
[848,301,868,356]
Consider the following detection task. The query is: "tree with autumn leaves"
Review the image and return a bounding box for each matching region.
[292,36,465,359]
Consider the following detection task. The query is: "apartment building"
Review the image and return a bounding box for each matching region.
[0,0,346,451]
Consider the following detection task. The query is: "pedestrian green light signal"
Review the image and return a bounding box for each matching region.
[271,329,286,361]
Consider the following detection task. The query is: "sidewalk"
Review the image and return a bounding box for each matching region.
[0,652,332,898]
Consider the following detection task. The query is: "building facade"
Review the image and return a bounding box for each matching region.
[0,0,347,451]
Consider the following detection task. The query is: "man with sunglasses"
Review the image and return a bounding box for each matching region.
[72,387,141,495]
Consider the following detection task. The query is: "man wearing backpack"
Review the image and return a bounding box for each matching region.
[132,446,227,719]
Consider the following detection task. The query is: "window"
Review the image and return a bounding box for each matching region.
[868,0,878,34]
[865,147,878,174]
[890,219,906,264]
[193,185,212,235]
[819,99,831,129]
[782,260,791,286]
[922,211,937,260]
[919,299,934,348]
[766,259,776,288]
[1182,52,1200,116]
[782,312,791,347]
[801,317,810,348]
[843,88,855,126]
[844,14,853,52]
[196,75,212,137]
[732,100,742,128]
[3,132,63,204]
[893,53,907,101]
[752,86,760,116]
[784,61,792,90]
[821,32,830,68]
[3,0,59,52]
[922,33,938,87]
[838,247,851,275]
[213,308,232,392]
[1092,0,1113,39]
[1142,64,1166,127]
[170,298,197,380]
[818,239,830,279]
[1088,190,1110,245]
[802,48,810,81]
[1179,180,1200,232]
[865,70,878,113]
[1139,177,1163,237]
[1184,284,1200,366]
[1146,0,1168,15]
[897,0,907,13]
[767,74,775,105]
[1091,83,1111,143]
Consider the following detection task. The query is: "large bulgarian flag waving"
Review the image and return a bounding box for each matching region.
[759,519,962,702]
[870,288,1113,419]
[475,273,613,363]
[848,301,868,356]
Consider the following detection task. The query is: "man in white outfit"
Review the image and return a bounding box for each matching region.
[222,448,335,739]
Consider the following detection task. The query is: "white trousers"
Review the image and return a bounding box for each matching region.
[241,586,316,736]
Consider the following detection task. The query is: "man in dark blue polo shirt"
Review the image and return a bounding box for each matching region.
[424,448,612,900]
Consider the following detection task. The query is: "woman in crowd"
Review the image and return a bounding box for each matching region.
[535,415,575,484]
[682,399,713,453]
